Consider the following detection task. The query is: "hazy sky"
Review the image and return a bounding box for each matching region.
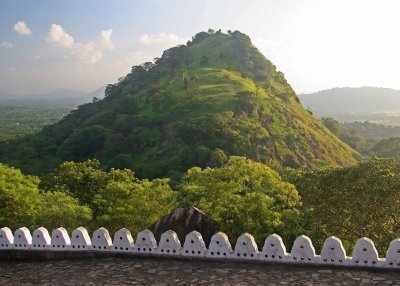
[0,0,399,95]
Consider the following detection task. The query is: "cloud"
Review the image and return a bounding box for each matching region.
[45,24,74,47]
[126,32,188,66]
[99,29,116,50]
[45,24,116,63]
[253,38,288,59]
[138,33,188,47]
[253,37,292,71]
[14,21,32,35]
[0,41,13,48]
[72,43,103,63]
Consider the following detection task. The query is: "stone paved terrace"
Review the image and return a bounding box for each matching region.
[1,256,400,285]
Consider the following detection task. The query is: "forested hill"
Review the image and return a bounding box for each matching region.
[299,87,400,113]
[0,30,360,178]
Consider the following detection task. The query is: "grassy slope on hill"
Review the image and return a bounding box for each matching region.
[0,30,360,178]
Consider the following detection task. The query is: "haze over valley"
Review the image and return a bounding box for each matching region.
[299,87,400,125]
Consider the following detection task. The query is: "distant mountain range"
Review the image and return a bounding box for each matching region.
[0,86,106,108]
[298,87,400,113]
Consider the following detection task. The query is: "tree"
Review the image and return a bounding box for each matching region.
[186,73,200,102]
[41,160,177,233]
[235,91,256,115]
[288,157,400,253]
[37,192,92,231]
[190,73,199,85]
[94,173,176,234]
[142,61,154,71]
[200,55,209,65]
[0,164,41,229]
[59,125,109,160]
[209,148,228,167]
[191,31,210,45]
[370,138,400,159]
[40,160,108,216]
[321,117,374,154]
[178,156,303,245]
[0,163,91,231]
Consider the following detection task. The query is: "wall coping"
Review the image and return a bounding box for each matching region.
[1,227,399,270]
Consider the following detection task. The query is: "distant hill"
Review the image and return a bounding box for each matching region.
[0,30,360,178]
[299,87,400,113]
[321,118,400,161]
[0,86,105,108]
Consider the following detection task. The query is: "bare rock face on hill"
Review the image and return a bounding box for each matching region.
[149,207,220,246]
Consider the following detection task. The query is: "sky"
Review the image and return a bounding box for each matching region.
[0,0,400,95]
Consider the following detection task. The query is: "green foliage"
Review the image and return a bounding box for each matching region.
[288,157,400,254]
[344,121,400,140]
[178,156,303,245]
[36,192,92,231]
[41,159,177,233]
[322,118,374,154]
[200,55,209,65]
[3,152,400,255]
[323,118,400,160]
[40,160,108,213]
[0,163,41,228]
[0,163,91,231]
[369,138,400,159]
[0,159,175,234]
[94,175,176,234]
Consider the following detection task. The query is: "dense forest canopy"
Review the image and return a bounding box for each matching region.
[0,106,70,141]
[285,157,400,253]
[2,156,399,253]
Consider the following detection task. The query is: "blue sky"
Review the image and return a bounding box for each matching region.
[1,0,400,94]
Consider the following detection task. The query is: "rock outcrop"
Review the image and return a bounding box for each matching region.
[149,207,219,246]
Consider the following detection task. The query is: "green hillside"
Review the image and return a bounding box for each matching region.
[0,30,360,178]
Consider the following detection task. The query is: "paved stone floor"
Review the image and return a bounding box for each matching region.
[1,257,400,285]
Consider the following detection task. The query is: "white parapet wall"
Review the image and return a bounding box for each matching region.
[113,228,134,252]
[0,227,14,249]
[157,230,181,255]
[261,233,288,262]
[207,232,232,258]
[71,227,91,250]
[132,229,157,254]
[32,227,51,250]
[51,228,71,251]
[1,226,400,270]
[182,230,206,257]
